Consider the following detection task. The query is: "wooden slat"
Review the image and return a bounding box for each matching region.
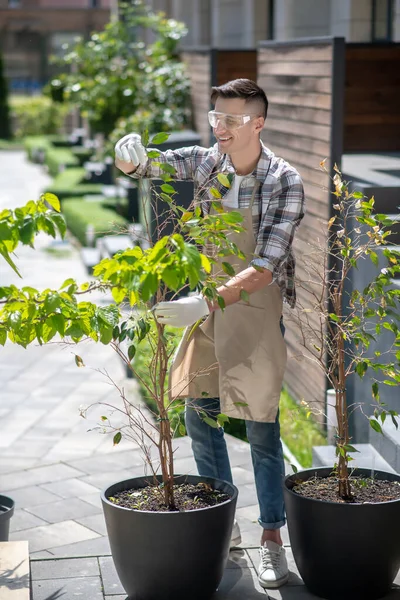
[259,44,333,63]
[263,130,330,158]
[259,61,332,77]
[183,51,211,147]
[266,118,331,143]
[261,75,332,94]
[268,103,331,126]
[216,50,257,86]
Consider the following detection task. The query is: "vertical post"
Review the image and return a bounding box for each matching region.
[211,0,220,47]
[243,0,255,47]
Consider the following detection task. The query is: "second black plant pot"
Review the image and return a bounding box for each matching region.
[284,467,400,600]
[101,474,238,600]
[0,495,15,541]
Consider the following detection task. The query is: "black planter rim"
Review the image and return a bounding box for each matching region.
[284,466,400,507]
[101,473,238,515]
[0,495,15,519]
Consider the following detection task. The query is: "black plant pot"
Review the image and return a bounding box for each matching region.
[0,495,15,541]
[284,467,400,600]
[101,474,237,600]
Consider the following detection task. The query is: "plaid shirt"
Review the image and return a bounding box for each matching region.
[131,141,305,307]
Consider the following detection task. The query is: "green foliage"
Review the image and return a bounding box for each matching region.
[0,194,64,277]
[61,198,127,246]
[44,168,103,200]
[0,52,11,140]
[10,96,69,139]
[51,1,190,138]
[279,388,326,468]
[45,148,79,177]
[23,136,54,161]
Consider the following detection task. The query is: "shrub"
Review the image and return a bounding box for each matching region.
[23,136,54,162]
[45,148,79,177]
[10,95,69,138]
[0,52,11,140]
[62,197,127,246]
[43,168,103,200]
[71,146,94,166]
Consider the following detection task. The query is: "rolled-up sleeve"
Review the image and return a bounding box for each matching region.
[128,145,209,182]
[251,170,305,278]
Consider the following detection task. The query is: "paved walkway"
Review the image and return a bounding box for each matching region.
[1,151,399,599]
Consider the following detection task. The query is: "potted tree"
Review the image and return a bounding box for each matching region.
[0,134,245,600]
[283,165,400,600]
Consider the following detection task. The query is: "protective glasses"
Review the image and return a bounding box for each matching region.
[208,110,258,131]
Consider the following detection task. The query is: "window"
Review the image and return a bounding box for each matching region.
[51,33,82,59]
[371,0,394,41]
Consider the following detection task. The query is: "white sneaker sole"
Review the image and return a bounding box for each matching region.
[258,572,289,589]
[230,533,242,548]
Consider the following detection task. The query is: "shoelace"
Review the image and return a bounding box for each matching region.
[260,547,281,570]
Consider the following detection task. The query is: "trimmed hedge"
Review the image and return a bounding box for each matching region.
[71,146,94,166]
[62,198,127,246]
[44,168,103,200]
[45,147,79,177]
[23,136,53,161]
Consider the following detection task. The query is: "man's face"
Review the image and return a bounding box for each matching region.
[212,97,263,155]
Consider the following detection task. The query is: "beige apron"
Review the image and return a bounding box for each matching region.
[169,180,287,422]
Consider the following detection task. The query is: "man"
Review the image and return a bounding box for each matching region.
[115,78,305,590]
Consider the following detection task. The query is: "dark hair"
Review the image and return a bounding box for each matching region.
[210,79,268,119]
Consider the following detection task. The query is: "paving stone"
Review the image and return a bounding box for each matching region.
[212,566,269,599]
[232,466,257,486]
[81,468,140,491]
[40,478,100,499]
[99,556,125,595]
[66,449,145,475]
[31,557,100,580]
[0,441,54,459]
[0,541,29,600]
[104,596,128,600]
[26,497,102,523]
[79,492,103,509]
[171,455,198,475]
[29,551,54,558]
[235,483,258,509]
[10,520,100,552]
[0,457,38,475]
[48,534,111,557]
[0,463,84,491]
[10,509,49,532]
[226,550,253,569]
[32,576,104,600]
[76,513,107,536]
[2,486,62,509]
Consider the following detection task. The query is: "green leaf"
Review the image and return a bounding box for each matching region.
[147,150,161,158]
[203,416,219,429]
[113,431,122,445]
[44,292,61,314]
[162,267,179,290]
[50,213,67,239]
[111,287,126,304]
[240,289,250,303]
[51,313,65,336]
[161,183,175,195]
[150,132,170,145]
[19,218,35,245]
[370,251,378,266]
[369,419,383,434]
[159,163,176,175]
[343,444,359,453]
[100,326,113,345]
[60,278,76,290]
[179,423,186,436]
[352,191,364,199]
[372,382,379,400]
[128,344,136,361]
[0,328,7,345]
[217,173,231,188]
[290,463,299,474]
[233,401,248,407]
[210,187,222,199]
[221,262,235,276]
[141,129,149,148]
[43,193,61,212]
[217,295,225,310]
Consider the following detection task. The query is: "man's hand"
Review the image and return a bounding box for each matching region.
[153,294,210,328]
[115,133,147,175]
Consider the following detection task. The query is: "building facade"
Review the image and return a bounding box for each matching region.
[0,0,116,93]
[149,0,400,47]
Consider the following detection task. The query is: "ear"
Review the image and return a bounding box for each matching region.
[253,117,265,134]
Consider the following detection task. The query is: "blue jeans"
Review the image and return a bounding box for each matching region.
[184,318,286,530]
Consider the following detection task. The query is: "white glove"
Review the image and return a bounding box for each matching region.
[153,294,210,328]
[115,133,147,167]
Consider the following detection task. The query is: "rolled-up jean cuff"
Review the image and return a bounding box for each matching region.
[258,518,286,530]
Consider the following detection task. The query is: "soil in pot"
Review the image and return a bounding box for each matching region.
[108,481,230,511]
[292,474,400,503]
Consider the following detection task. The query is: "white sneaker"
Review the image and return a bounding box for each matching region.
[230,520,242,547]
[258,540,289,589]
